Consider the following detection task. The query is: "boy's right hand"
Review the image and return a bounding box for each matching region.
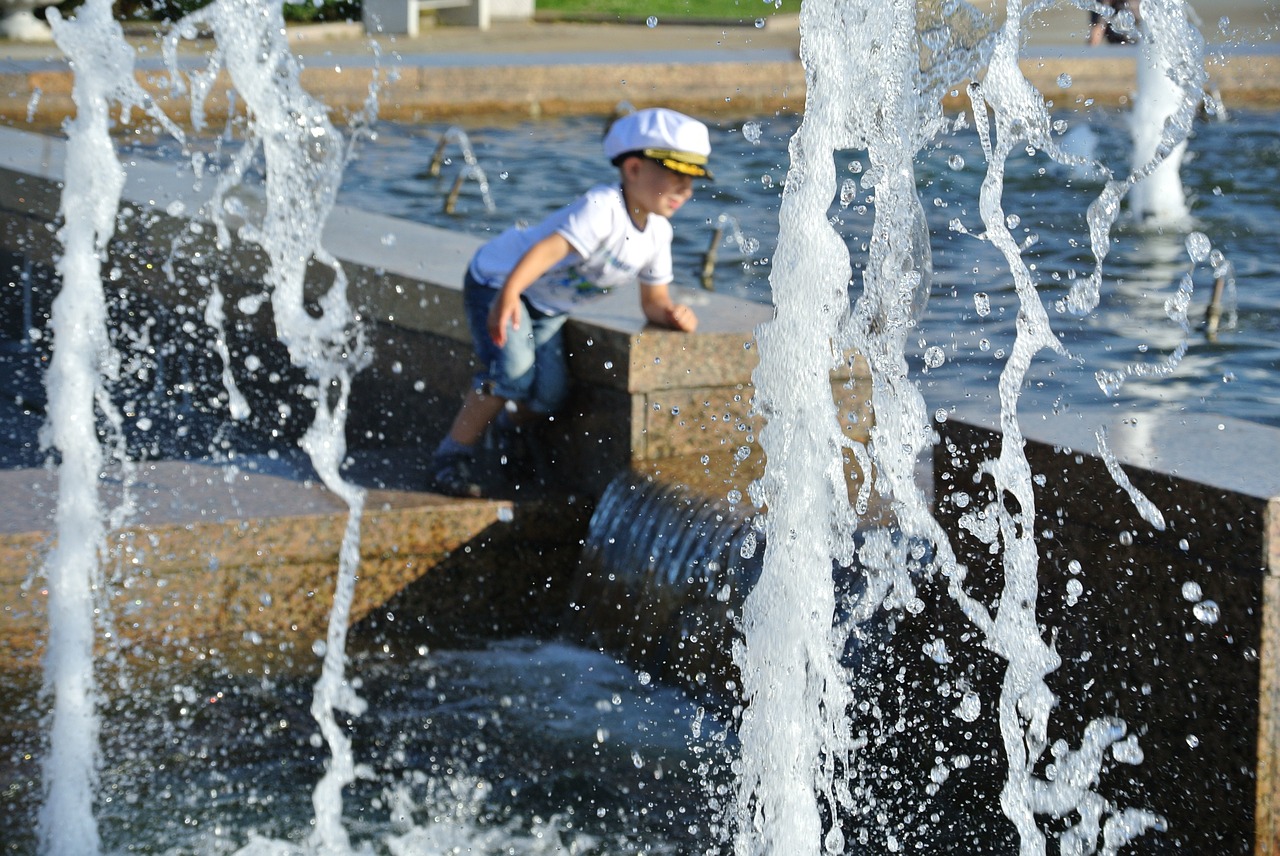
[488,291,522,347]
[489,233,573,347]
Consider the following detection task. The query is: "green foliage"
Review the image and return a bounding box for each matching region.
[108,0,357,23]
[535,0,788,21]
[283,0,359,22]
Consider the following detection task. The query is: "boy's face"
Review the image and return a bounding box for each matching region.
[622,157,695,220]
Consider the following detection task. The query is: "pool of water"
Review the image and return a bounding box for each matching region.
[327,107,1280,429]
[2,639,733,854]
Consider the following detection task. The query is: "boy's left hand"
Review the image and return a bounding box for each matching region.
[665,303,698,333]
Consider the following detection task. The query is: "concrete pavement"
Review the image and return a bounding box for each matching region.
[0,2,1277,125]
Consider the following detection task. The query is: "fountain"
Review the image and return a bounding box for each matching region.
[8,0,1273,853]
[699,212,760,290]
[427,126,497,215]
[39,0,373,851]
[734,0,1209,853]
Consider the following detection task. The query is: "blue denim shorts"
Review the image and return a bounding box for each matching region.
[463,269,570,415]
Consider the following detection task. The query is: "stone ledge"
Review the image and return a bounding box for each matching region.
[0,457,591,681]
[2,46,1279,128]
[934,407,1280,853]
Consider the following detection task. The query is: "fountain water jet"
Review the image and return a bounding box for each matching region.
[1127,0,1205,226]
[39,1,187,850]
[734,0,1208,852]
[37,0,375,851]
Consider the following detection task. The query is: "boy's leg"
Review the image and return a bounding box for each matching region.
[501,314,568,427]
[492,311,569,484]
[430,274,510,497]
[446,386,507,447]
[527,312,570,417]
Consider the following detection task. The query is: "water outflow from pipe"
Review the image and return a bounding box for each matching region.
[38,0,373,851]
[733,0,1206,853]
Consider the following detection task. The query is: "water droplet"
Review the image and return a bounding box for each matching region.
[1118,530,1134,546]
[727,489,742,505]
[955,692,981,722]
[631,751,644,768]
[1222,371,1236,383]
[312,639,327,657]
[637,671,651,686]
[1186,231,1212,263]
[497,506,513,523]
[646,15,658,27]
[923,346,945,369]
[924,639,951,663]
[1067,560,1082,575]
[1005,213,1021,229]
[840,178,857,207]
[1057,72,1073,88]
[1181,581,1202,602]
[951,491,970,509]
[1186,733,1200,749]
[740,530,758,559]
[1193,600,1220,625]
[947,154,965,171]
[1066,578,1084,600]
[755,17,765,28]
[761,174,774,189]
[978,338,991,352]
[974,292,990,317]
[1112,734,1144,764]
[934,408,948,423]
[742,120,762,144]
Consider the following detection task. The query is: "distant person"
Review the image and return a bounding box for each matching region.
[428,107,710,498]
[1088,0,1140,45]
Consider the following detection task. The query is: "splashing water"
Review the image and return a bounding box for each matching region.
[1127,0,1205,226]
[736,0,1205,853]
[40,0,373,851]
[34,0,1222,851]
[39,1,183,851]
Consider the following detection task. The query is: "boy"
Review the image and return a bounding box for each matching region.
[429,107,711,497]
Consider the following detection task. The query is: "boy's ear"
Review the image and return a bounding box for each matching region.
[619,155,643,182]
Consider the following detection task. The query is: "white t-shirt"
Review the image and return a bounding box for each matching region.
[467,184,674,315]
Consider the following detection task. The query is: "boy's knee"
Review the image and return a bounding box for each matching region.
[530,383,569,416]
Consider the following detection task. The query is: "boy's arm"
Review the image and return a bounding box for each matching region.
[490,233,572,347]
[641,283,698,333]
